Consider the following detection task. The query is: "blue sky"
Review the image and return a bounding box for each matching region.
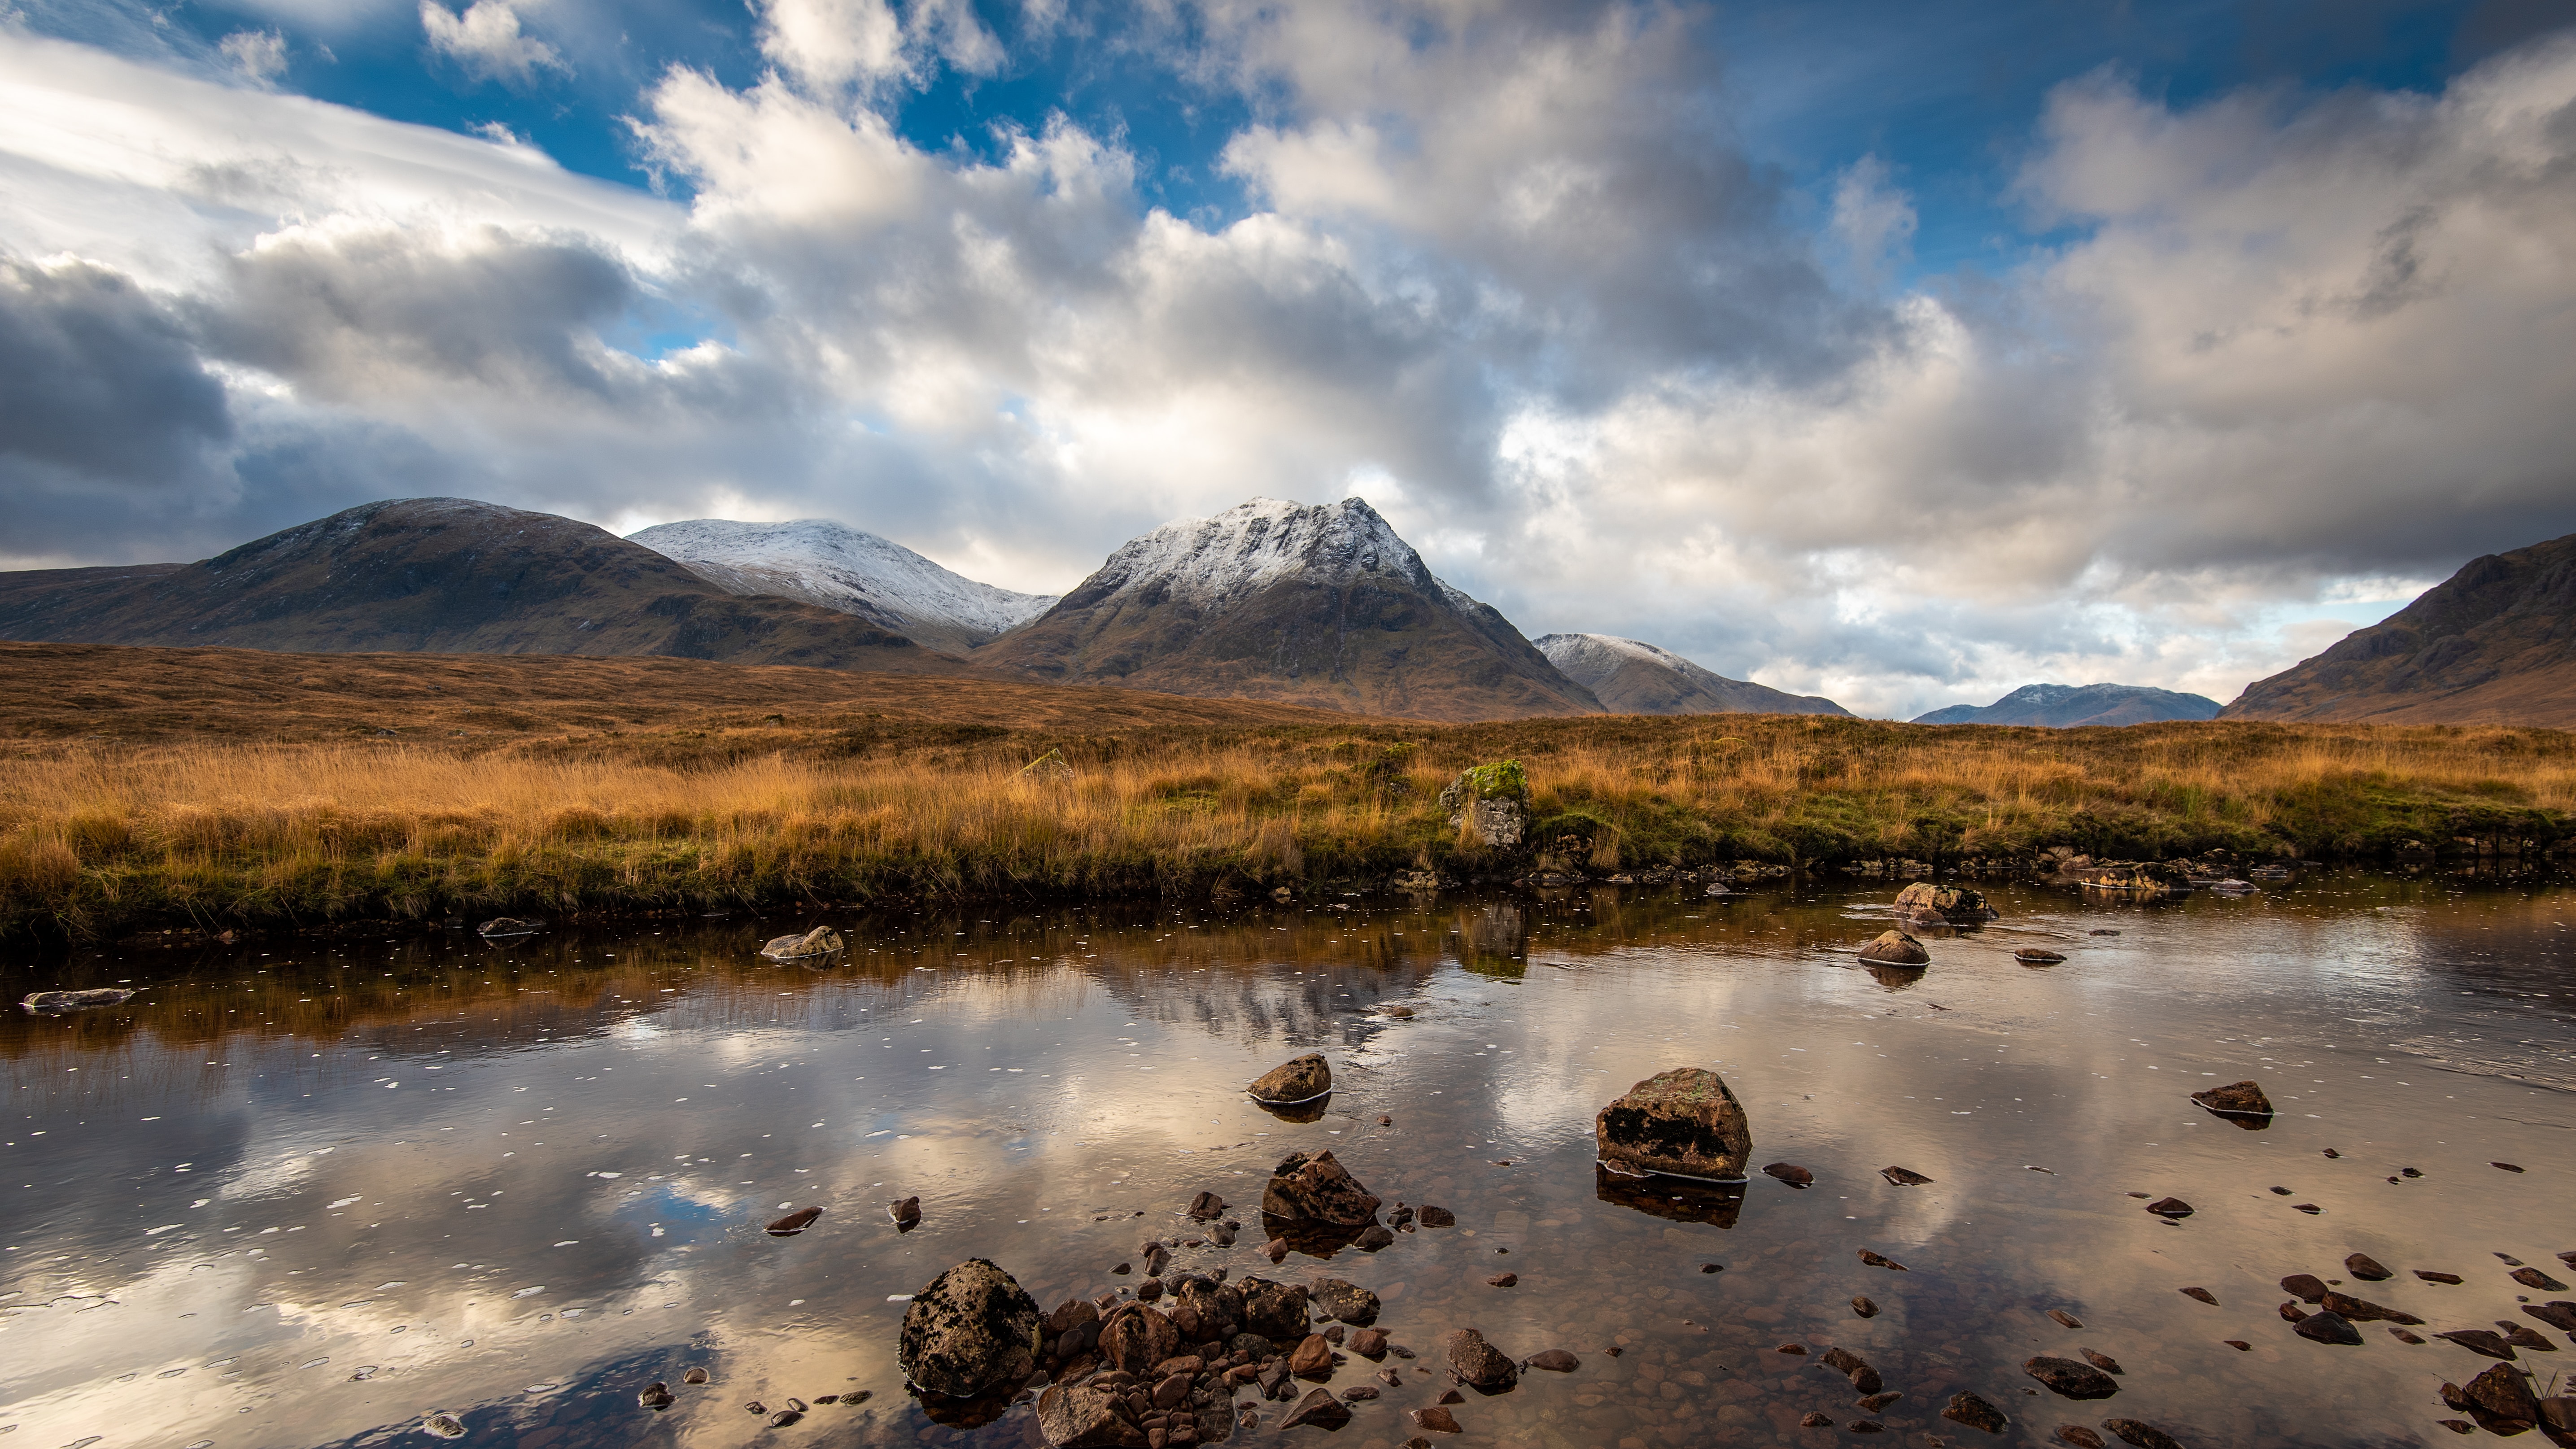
[3,0,2572,716]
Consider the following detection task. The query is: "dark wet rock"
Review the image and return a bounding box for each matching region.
[1354,1223,1395,1251]
[2437,1419,2475,1435]
[2290,1203,2321,1214]
[1436,1388,1461,1402]
[1289,1336,1333,1379]
[1822,1347,1883,1395]
[639,1381,673,1410]
[1764,1162,1815,1187]
[2441,1329,2519,1361]
[1260,1239,1287,1264]
[1594,1067,1753,1180]
[2345,1253,2393,1281]
[2179,1287,2217,1305]
[2143,1197,2192,1218]
[477,917,543,938]
[2418,1270,2464,1284]
[1249,1055,1332,1105]
[2278,1302,2309,1323]
[2025,1357,2119,1399]
[2224,1340,2250,1350]
[1308,1279,1377,1327]
[1860,1392,1901,1412]
[890,1196,923,1228]
[1850,1421,1885,1433]
[682,1368,709,1385]
[2090,929,2120,936]
[2525,1302,2576,1332]
[18,988,136,1013]
[2055,1428,2107,1449]
[746,1401,768,1414]
[1881,1165,1934,1187]
[2503,1254,2529,1266]
[1339,1385,1379,1402]
[769,1409,803,1427]
[1378,1115,1393,1125]
[1895,881,1995,924]
[1037,1382,1148,1448]
[1101,1305,1183,1375]
[2014,948,2068,965]
[2513,1267,2571,1292]
[2048,1310,2084,1329]
[899,1259,1043,1398]
[2294,1311,2363,1345]
[2493,1161,2526,1172]
[760,925,843,960]
[2392,1327,2429,1344]
[1942,1391,2011,1434]
[1525,1349,1579,1373]
[1417,1205,1455,1228]
[1279,1388,1351,1431]
[1702,1262,1724,1273]
[1262,1150,1380,1226]
[2102,1419,2186,1449]
[2450,1362,2542,1429]
[1236,1279,1311,1340]
[1859,930,1932,965]
[422,1414,467,1440]
[2322,1291,2421,1324]
[1174,1280,1243,1344]
[1348,1328,1389,1359]
[1851,1296,1879,1318]
[1136,1278,1165,1303]
[1858,1250,1907,1270]
[1779,1343,1810,1355]
[2270,1186,2292,1196]
[1484,1272,1517,1287]
[1411,1406,1462,1433]
[2497,1322,2556,1350]
[767,1206,822,1235]
[1802,1412,1835,1428]
[2188,1081,2272,1117]
[2080,1349,2123,1375]
[2322,1147,2340,1157]
[2280,1274,2328,1303]
[1188,1191,1228,1221]
[1442,1328,1519,1391]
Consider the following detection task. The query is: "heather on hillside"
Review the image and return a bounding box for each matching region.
[2,712,2569,938]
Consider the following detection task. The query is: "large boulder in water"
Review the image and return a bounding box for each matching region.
[760,925,844,960]
[1260,1149,1380,1225]
[1894,882,1995,924]
[1247,1053,1332,1104]
[897,1259,1042,1398]
[1595,1067,1752,1181]
[20,988,136,1013]
[1857,930,1930,965]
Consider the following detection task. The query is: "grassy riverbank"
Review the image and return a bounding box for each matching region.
[4,702,2572,938]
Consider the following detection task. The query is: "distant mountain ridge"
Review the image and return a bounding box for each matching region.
[2222,532,2576,725]
[976,497,1602,721]
[1913,682,2222,727]
[0,498,957,672]
[1534,633,1850,717]
[627,517,1057,655]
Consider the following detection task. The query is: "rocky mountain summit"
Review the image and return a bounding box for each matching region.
[1534,633,1849,716]
[1912,682,2221,728]
[2222,531,2576,726]
[978,497,1601,721]
[628,517,1057,655]
[0,498,954,672]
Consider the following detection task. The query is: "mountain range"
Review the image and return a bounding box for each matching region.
[1535,633,1849,717]
[627,518,1057,655]
[1914,683,2223,728]
[2220,531,2576,725]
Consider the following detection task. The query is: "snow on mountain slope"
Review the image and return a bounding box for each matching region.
[1535,632,1852,717]
[1082,497,1445,607]
[627,519,1057,654]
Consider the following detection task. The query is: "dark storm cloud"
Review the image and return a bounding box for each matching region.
[0,258,231,490]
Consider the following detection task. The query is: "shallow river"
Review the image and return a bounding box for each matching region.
[4,876,2572,1449]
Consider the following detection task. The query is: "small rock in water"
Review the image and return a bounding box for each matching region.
[1248,1054,1332,1105]
[2437,1420,2475,1436]
[1764,1163,1816,1188]
[2279,1302,2309,1323]
[2416,1270,2464,1284]
[1411,1405,1462,1433]
[2223,1340,2251,1351]
[2345,1253,2392,1281]
[1417,1205,1455,1228]
[1850,1421,1885,1433]
[1525,1349,1580,1372]
[1289,1335,1335,1379]
[682,1368,709,1385]
[2294,1311,2363,1346]
[2179,1287,2218,1305]
[2321,1147,2340,1158]
[1437,1388,1463,1403]
[422,1414,467,1439]
[2080,1349,2123,1375]
[1941,1391,2011,1435]
[1485,1272,1517,1288]
[1187,1191,1228,1220]
[1348,1328,1390,1359]
[1880,1165,1934,1187]
[1858,930,1931,966]
[2014,949,2067,965]
[1858,1250,1908,1270]
[2270,1186,2292,1196]
[2188,1080,2273,1117]
[1701,1262,1724,1274]
[2511,1267,2571,1292]
[638,1382,672,1410]
[744,1402,767,1415]
[1261,1240,1287,1264]
[1860,1392,1901,1411]
[1443,1327,1519,1391]
[1263,1149,1381,1225]
[2492,1161,2525,1173]
[2391,1327,2429,1344]
[2290,1202,2322,1215]
[2089,929,2119,936]
[2449,1361,2544,1427]
[2323,1290,2421,1324]
[1851,1296,1879,1318]
[1340,1385,1380,1402]
[2055,1429,2107,1449]
[767,1206,823,1236]
[2023,1357,2118,1400]
[2048,1310,2084,1329]
[2524,1302,2576,1332]
[1378,1115,1393,1126]
[1279,1389,1352,1432]
[1355,1223,1396,1250]
[2143,1198,2192,1219]
[2440,1329,2519,1361]
[889,1196,922,1228]
[1312,1279,1380,1326]
[2280,1274,2328,1304]
[2101,1420,2186,1449]
[2495,1322,2555,1350]
[1801,1412,1835,1427]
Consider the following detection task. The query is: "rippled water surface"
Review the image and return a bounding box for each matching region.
[5,876,2573,1449]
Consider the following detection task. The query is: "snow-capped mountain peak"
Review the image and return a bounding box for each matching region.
[1085,497,1447,607]
[626,518,1057,653]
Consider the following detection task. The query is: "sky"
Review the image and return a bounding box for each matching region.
[3,0,2574,720]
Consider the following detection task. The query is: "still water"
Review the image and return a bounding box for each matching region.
[4,877,2572,1449]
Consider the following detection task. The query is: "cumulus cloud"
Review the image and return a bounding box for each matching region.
[2,9,2575,715]
[420,0,566,87]
[218,29,289,85]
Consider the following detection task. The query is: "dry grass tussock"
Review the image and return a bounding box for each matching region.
[3,712,2571,936]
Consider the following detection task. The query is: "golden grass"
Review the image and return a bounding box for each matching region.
[3,709,2572,938]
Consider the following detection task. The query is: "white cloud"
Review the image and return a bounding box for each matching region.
[754,0,1002,94]
[218,29,289,85]
[420,0,566,87]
